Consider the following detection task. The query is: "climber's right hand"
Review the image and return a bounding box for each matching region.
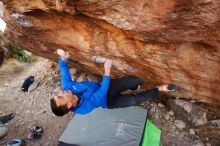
[104,59,112,76]
[57,49,70,61]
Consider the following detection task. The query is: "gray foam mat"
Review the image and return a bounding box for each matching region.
[59,107,148,146]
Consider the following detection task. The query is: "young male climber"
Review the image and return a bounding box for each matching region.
[50,49,176,116]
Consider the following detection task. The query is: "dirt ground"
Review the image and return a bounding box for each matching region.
[0,58,219,146]
[0,58,72,146]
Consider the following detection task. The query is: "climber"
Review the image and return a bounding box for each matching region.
[50,49,176,116]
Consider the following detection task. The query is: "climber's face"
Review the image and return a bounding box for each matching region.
[54,90,78,109]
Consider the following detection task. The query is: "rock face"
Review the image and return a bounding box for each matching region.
[168,99,208,127]
[1,0,220,105]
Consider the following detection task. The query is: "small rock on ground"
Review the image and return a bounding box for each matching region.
[174,120,186,129]
[211,119,220,127]
[193,140,205,146]
[190,129,195,135]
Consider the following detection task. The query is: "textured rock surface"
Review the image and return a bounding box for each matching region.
[168,99,208,127]
[1,0,220,105]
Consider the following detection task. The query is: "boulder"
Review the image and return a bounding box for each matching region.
[168,99,208,127]
[1,0,220,106]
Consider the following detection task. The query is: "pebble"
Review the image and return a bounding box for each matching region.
[154,111,159,119]
[4,82,9,86]
[158,103,165,108]
[164,113,170,120]
[151,107,156,113]
[169,111,174,116]
[211,119,220,127]
[45,142,51,145]
[193,140,205,146]
[170,125,176,131]
[174,120,186,129]
[190,129,195,135]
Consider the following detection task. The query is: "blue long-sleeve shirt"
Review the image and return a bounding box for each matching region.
[59,58,110,115]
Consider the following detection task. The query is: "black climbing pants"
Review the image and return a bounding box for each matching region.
[107,76,160,108]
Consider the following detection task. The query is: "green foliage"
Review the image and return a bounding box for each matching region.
[6,43,37,63]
